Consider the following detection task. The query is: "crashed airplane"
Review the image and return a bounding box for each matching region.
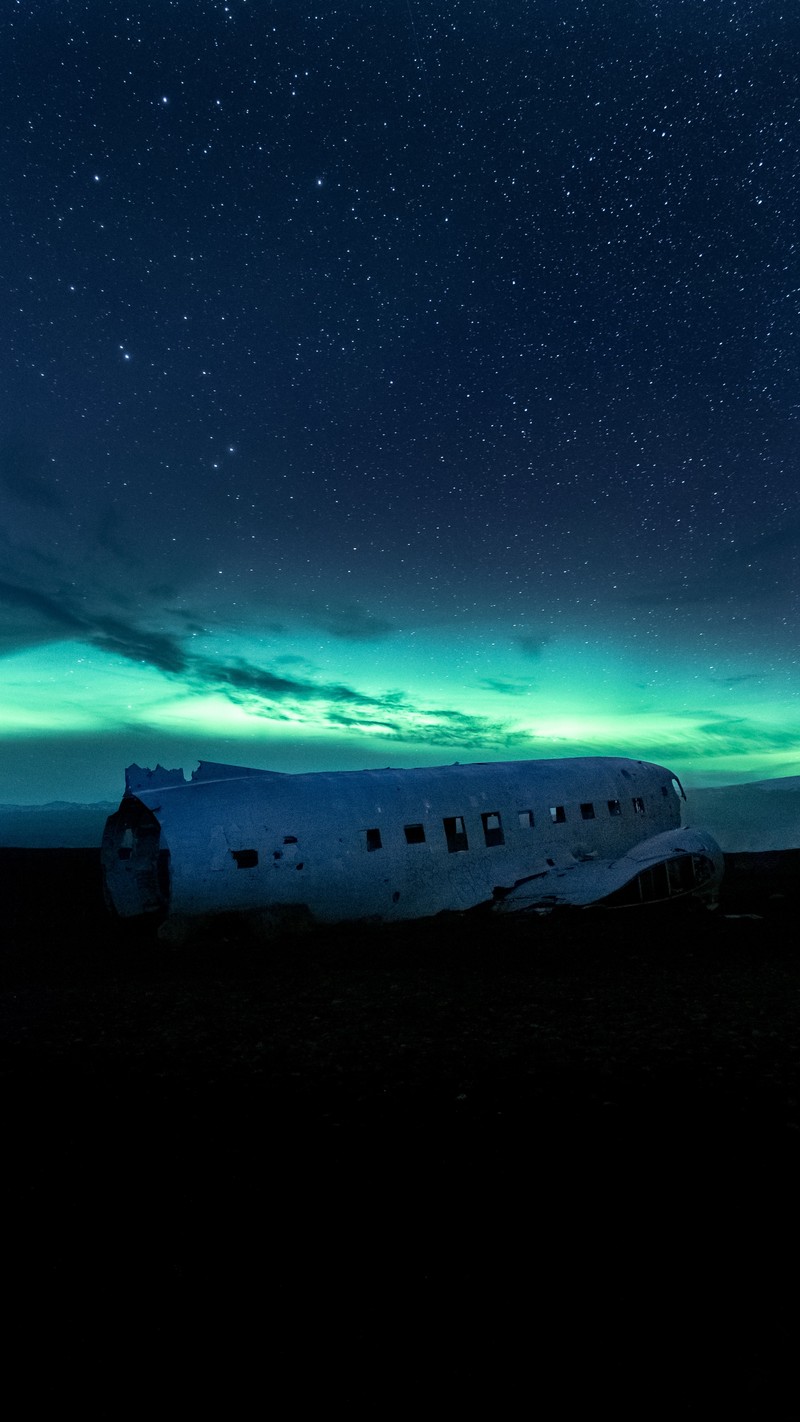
[101,756,723,935]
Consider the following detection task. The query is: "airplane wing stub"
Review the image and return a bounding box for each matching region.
[493,827,724,912]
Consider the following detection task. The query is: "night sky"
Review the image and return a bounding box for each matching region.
[2,0,798,803]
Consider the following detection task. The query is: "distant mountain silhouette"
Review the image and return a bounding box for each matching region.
[0,801,116,847]
[684,779,800,852]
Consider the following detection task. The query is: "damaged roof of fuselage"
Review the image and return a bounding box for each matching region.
[124,760,289,795]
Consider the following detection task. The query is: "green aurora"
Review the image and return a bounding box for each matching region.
[2,629,797,803]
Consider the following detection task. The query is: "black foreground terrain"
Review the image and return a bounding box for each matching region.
[2,847,799,1406]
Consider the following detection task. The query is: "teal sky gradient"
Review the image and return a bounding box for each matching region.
[2,5,798,801]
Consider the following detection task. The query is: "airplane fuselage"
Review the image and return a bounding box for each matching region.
[101,755,723,931]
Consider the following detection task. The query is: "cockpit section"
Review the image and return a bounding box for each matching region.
[600,851,717,908]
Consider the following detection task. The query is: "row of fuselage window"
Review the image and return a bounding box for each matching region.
[364,793,656,854]
[226,792,664,867]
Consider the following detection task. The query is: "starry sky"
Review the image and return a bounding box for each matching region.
[2,0,799,803]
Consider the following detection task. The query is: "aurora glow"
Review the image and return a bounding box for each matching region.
[1,3,798,803]
[1,622,797,802]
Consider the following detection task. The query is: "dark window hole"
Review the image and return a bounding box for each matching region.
[443,816,468,852]
[232,849,259,869]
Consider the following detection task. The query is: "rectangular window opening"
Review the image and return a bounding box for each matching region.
[518,810,535,829]
[365,827,383,851]
[404,823,426,844]
[232,849,259,869]
[607,799,622,817]
[481,811,505,847]
[550,805,566,824]
[668,856,695,895]
[632,797,646,815]
[443,815,469,853]
[580,802,595,820]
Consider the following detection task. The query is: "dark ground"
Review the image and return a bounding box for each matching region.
[2,847,799,1407]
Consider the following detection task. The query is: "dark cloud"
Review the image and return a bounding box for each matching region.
[676,711,800,754]
[272,652,313,668]
[90,615,189,675]
[0,578,188,674]
[184,653,533,748]
[205,658,371,706]
[0,578,384,713]
[381,690,413,708]
[479,678,533,697]
[515,635,550,659]
[321,703,530,748]
[709,674,762,687]
[313,604,396,641]
[170,612,213,635]
[0,578,84,632]
[325,711,405,734]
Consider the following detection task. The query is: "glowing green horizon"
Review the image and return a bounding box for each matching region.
[2,629,798,802]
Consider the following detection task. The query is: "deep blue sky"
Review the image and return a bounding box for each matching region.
[1,1,798,801]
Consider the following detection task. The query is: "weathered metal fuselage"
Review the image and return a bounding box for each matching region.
[101,755,723,932]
